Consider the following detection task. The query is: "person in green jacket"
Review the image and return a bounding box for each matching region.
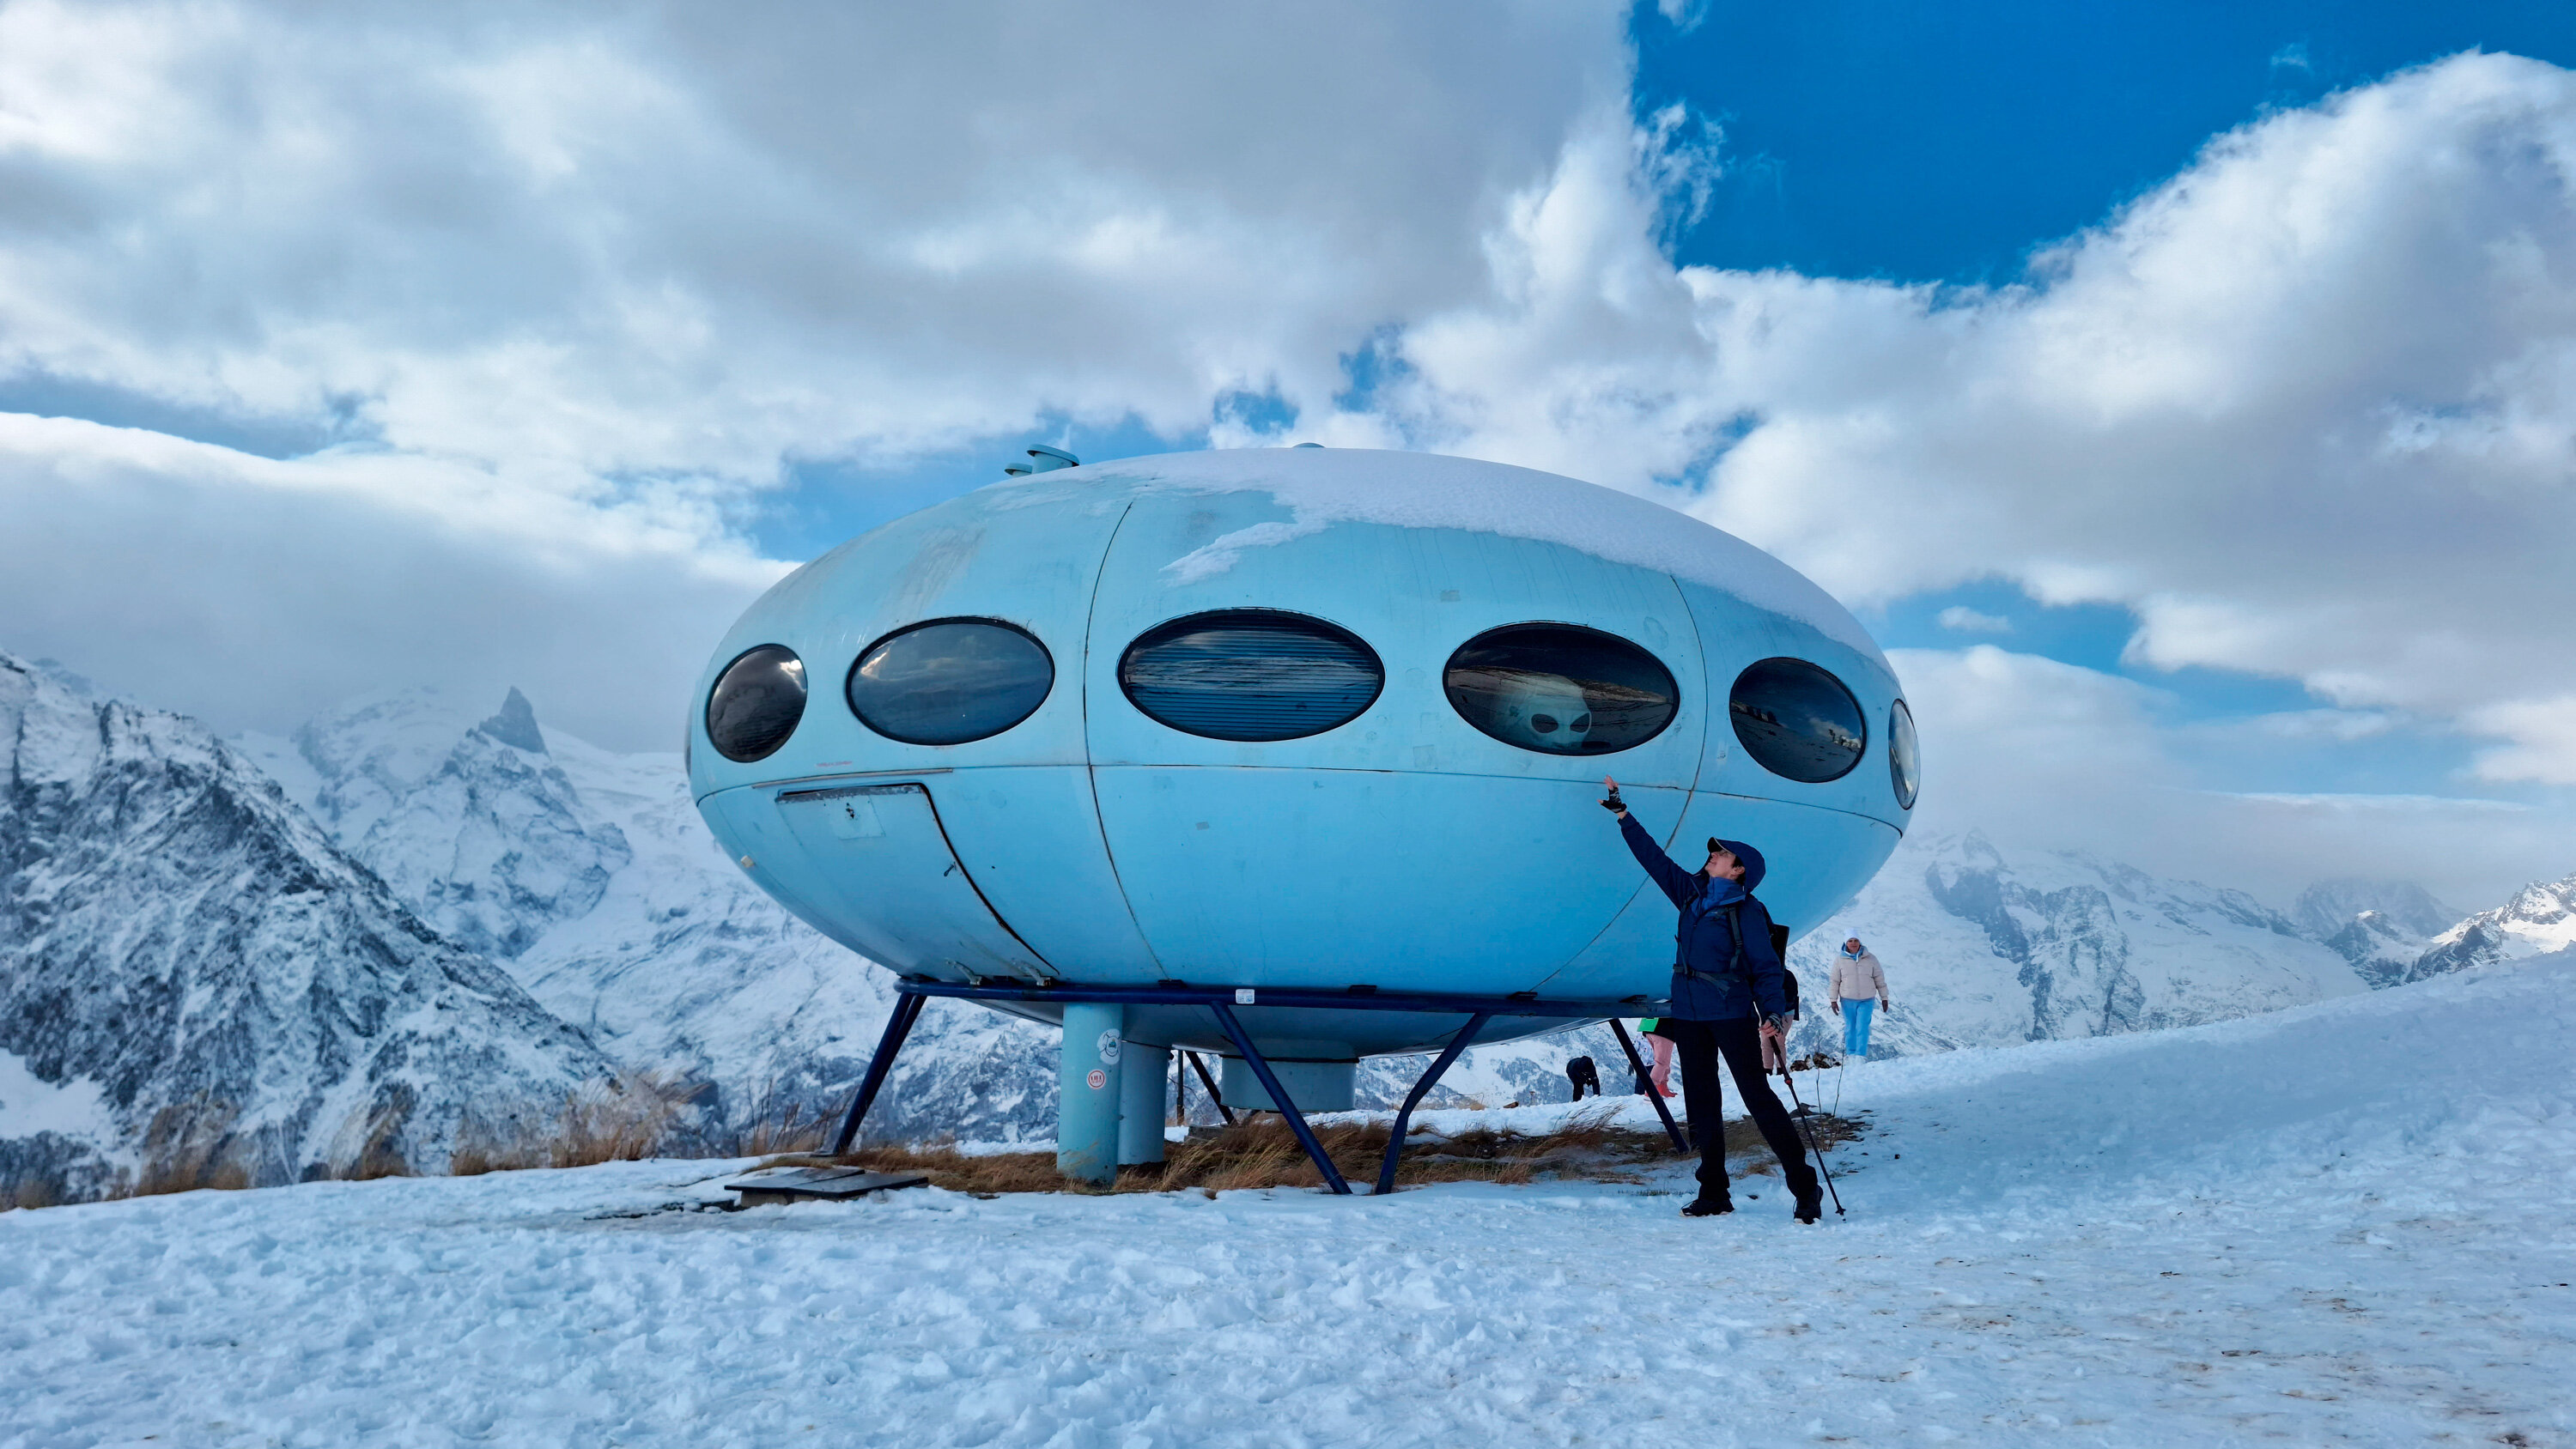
[1635,1018,1678,1098]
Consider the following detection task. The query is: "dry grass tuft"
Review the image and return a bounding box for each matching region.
[450,1070,703,1175]
[340,1097,416,1182]
[731,1098,829,1159]
[131,1094,257,1197]
[553,1070,701,1167]
[1,1178,58,1212]
[754,1103,1870,1197]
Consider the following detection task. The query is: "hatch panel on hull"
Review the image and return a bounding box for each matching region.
[772,782,1052,981]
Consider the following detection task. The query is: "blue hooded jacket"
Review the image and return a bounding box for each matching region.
[1618,811,1791,1022]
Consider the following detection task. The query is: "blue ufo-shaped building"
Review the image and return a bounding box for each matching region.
[689,446,1917,1183]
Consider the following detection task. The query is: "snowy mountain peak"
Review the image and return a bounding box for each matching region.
[284,687,632,961]
[476,688,547,755]
[2293,877,2457,943]
[0,650,614,1203]
[25,657,102,700]
[259,681,1056,1146]
[2415,870,2576,978]
[1789,830,2365,1057]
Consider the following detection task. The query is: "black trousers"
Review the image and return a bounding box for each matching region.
[1659,1016,1818,1202]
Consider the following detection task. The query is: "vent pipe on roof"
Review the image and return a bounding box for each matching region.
[1001,443,1079,478]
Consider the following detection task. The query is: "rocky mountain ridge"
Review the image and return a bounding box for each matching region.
[1769,830,2360,1064]
[0,654,614,1204]
[2414,872,2576,978]
[236,687,1055,1149]
[10,654,2567,1201]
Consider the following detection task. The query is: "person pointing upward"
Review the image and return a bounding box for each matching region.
[1600,776,1823,1223]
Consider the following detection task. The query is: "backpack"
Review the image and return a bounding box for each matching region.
[1685,895,1800,1019]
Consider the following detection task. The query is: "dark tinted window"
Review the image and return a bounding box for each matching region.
[1120,610,1382,742]
[848,620,1054,745]
[1888,698,1920,809]
[1729,658,1865,783]
[1444,624,1679,755]
[705,645,806,762]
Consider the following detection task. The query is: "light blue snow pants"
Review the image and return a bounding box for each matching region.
[1840,997,1875,1058]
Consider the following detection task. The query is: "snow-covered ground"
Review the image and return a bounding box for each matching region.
[5,952,2569,1447]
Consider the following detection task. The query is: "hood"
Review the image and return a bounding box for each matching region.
[1711,837,1767,892]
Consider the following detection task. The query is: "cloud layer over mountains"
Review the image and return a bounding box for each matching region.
[0,4,2570,897]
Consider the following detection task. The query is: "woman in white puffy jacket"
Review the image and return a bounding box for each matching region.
[1830,939,1890,1060]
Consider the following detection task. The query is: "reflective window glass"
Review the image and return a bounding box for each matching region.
[705,645,807,763]
[1120,610,1382,742]
[1444,624,1679,755]
[1888,698,1921,809]
[1729,658,1866,783]
[848,620,1054,745]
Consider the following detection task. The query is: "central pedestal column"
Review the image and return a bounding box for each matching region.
[1055,1003,1124,1185]
[1118,1043,1171,1167]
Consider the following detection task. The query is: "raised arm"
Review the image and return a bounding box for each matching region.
[1604,775,1697,907]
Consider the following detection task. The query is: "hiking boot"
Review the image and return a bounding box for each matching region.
[1794,1186,1823,1224]
[1680,1195,1735,1217]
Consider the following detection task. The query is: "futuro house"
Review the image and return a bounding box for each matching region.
[689,447,1917,1162]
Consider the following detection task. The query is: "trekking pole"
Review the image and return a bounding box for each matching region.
[1777,1058,1845,1217]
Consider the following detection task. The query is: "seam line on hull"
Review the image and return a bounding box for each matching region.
[1074,764,1905,830]
[1078,500,1167,976]
[712,770,1901,833]
[1534,569,1710,991]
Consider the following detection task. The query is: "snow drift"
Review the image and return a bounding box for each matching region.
[3,932,2567,1446]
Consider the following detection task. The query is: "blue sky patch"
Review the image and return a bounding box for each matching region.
[1631,1,2576,283]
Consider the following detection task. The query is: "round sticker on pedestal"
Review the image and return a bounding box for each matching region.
[1086,1069,1108,1090]
[1097,1031,1122,1066]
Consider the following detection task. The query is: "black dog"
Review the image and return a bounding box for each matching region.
[1565,1055,1602,1101]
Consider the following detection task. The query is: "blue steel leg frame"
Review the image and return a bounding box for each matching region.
[1185,1050,1236,1125]
[830,992,927,1155]
[1375,1010,1492,1197]
[1611,1017,1690,1154]
[1210,1002,1352,1196]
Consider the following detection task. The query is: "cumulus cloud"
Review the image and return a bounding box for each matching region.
[1935,606,2012,634]
[0,413,780,747]
[2470,695,2576,785]
[0,0,1625,743]
[1896,646,2565,907]
[1324,52,2576,793]
[1,7,2568,900]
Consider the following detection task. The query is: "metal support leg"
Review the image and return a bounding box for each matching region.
[1374,1010,1491,1197]
[830,992,927,1155]
[1119,1043,1170,1166]
[1611,1018,1689,1154]
[1210,1003,1350,1195]
[1186,1051,1236,1125]
[1056,1003,1125,1185]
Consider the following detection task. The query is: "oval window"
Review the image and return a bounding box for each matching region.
[1444,624,1679,755]
[848,620,1054,745]
[1120,610,1382,742]
[1888,698,1921,809]
[1729,658,1865,783]
[705,645,807,763]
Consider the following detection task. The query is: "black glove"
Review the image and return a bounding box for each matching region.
[1601,790,1624,813]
